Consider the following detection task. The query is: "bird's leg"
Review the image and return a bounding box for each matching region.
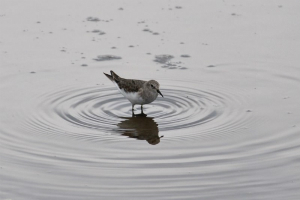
[133,105,147,117]
[141,105,147,116]
[132,104,135,116]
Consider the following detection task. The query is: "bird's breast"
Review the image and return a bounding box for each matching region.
[117,88,144,105]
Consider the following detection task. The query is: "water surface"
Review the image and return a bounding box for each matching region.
[1,1,300,199]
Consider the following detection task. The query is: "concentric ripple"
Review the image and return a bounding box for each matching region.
[1,63,299,200]
[20,80,254,143]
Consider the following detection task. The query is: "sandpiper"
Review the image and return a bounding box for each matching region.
[104,70,163,114]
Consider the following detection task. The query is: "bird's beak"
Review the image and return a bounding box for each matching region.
[157,89,164,97]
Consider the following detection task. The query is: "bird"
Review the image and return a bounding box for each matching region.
[103,70,163,114]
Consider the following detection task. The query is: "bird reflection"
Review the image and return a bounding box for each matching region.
[117,114,163,145]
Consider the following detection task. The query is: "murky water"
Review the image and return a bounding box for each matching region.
[1,62,300,199]
[1,1,300,199]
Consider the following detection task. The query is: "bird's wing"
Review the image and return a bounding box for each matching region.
[117,78,145,93]
[104,71,146,93]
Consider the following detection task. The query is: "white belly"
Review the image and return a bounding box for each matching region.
[114,82,145,105]
[122,91,145,105]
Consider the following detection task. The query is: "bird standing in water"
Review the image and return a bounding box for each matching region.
[104,71,163,115]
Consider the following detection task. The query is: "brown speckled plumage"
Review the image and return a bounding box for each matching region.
[104,71,145,93]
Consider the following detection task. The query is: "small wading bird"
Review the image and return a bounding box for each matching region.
[104,71,163,115]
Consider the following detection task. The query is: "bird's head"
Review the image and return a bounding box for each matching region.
[147,80,163,97]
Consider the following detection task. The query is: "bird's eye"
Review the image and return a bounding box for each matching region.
[151,84,154,88]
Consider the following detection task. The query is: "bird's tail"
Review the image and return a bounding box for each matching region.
[103,70,121,83]
[110,71,120,81]
[103,72,114,82]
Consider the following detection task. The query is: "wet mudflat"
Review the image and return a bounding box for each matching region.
[1,1,300,199]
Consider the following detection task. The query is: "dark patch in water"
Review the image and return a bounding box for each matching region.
[161,62,187,70]
[143,28,159,35]
[154,55,174,64]
[94,55,122,61]
[87,17,100,22]
[231,13,240,16]
[181,54,190,58]
[207,65,216,68]
[30,71,36,74]
[154,55,188,70]
[81,64,88,67]
[91,30,105,35]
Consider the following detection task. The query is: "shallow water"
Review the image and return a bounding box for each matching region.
[1,1,300,199]
[1,63,300,199]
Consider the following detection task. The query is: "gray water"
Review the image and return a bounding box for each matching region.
[1,1,300,199]
[1,63,299,199]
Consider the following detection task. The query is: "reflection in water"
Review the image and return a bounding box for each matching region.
[117,115,163,145]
